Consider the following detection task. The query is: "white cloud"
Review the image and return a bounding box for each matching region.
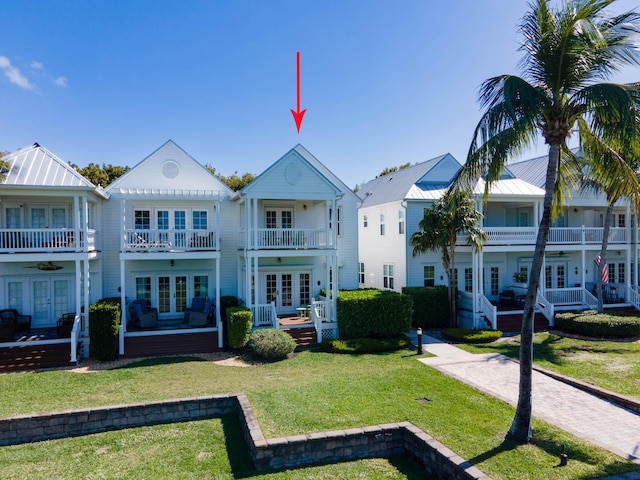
[30,61,44,70]
[54,76,68,88]
[0,55,33,90]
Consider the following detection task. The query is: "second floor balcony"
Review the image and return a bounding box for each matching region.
[458,226,628,247]
[239,227,334,250]
[0,228,97,254]
[123,229,218,253]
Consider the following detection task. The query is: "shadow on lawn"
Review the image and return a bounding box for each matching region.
[114,356,208,369]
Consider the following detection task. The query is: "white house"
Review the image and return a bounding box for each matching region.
[358,152,638,331]
[0,143,107,365]
[0,141,360,368]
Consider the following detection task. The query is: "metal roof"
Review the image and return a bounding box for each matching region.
[474,177,545,197]
[1,143,97,190]
[506,154,549,189]
[359,154,458,207]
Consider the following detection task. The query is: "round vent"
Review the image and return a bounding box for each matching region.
[162,160,180,179]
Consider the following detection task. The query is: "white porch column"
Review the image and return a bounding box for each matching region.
[581,249,586,287]
[325,201,331,248]
[75,259,81,324]
[216,257,222,348]
[252,197,258,249]
[626,204,632,293]
[119,259,126,355]
[82,195,89,252]
[120,198,126,252]
[541,255,546,295]
[215,201,221,251]
[74,195,81,251]
[83,258,90,358]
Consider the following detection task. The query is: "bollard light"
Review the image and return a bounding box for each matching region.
[559,444,568,466]
[417,328,423,355]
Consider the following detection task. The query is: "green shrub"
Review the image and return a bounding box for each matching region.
[555,310,640,338]
[321,334,411,354]
[442,328,503,343]
[89,299,121,361]
[226,306,252,349]
[250,329,296,360]
[219,296,239,325]
[337,289,413,339]
[402,286,449,328]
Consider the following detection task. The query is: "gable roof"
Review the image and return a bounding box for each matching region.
[506,154,549,189]
[105,140,234,199]
[238,144,361,202]
[1,143,101,193]
[359,153,461,207]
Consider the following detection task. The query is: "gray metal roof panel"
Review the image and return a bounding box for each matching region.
[359,154,459,207]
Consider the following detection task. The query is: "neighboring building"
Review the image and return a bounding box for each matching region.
[0,141,360,368]
[0,143,107,362]
[358,152,636,331]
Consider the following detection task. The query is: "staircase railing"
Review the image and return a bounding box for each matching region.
[478,294,497,330]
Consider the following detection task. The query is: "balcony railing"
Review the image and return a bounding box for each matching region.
[459,226,628,246]
[0,228,95,253]
[123,229,218,252]
[239,228,332,250]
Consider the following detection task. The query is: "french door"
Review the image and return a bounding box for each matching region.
[157,275,188,316]
[265,209,293,229]
[262,272,311,315]
[545,264,567,289]
[31,277,72,328]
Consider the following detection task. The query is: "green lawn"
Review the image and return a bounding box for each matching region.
[458,332,640,399]
[0,351,637,479]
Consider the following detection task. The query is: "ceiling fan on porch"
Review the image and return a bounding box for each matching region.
[24,262,64,271]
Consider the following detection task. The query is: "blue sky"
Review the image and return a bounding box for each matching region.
[1,0,639,189]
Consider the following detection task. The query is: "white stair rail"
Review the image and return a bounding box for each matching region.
[535,291,554,327]
[583,288,598,310]
[70,316,82,364]
[478,294,497,330]
[626,286,640,312]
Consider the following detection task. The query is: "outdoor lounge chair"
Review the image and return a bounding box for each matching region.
[498,290,515,307]
[0,318,15,340]
[184,296,207,323]
[188,301,214,326]
[0,309,32,332]
[131,231,172,250]
[129,300,158,328]
[56,313,76,337]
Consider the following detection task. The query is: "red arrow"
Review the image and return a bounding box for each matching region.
[290,51,306,133]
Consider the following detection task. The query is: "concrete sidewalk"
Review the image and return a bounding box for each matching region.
[413,334,640,467]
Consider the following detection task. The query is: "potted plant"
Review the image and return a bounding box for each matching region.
[513,271,528,286]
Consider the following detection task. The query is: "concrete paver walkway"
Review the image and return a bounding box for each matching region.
[416,334,640,466]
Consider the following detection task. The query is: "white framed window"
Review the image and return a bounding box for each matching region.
[491,267,499,296]
[363,215,368,228]
[617,263,625,284]
[398,210,405,235]
[617,214,626,228]
[383,264,394,289]
[464,268,473,292]
[193,210,208,230]
[359,263,365,285]
[134,210,150,230]
[423,265,435,287]
[380,213,385,236]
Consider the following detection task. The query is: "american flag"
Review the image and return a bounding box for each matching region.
[594,255,609,283]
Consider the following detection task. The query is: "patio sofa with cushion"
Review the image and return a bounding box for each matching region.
[0,309,32,332]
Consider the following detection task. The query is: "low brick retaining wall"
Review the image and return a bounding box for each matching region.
[0,395,490,479]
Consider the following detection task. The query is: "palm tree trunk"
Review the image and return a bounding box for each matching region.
[596,203,614,313]
[508,143,561,443]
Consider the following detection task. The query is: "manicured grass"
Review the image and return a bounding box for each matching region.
[0,351,637,479]
[458,332,640,399]
[0,416,429,480]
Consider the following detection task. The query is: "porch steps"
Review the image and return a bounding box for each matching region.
[283,327,318,351]
[0,343,75,372]
[497,313,550,333]
[123,332,220,358]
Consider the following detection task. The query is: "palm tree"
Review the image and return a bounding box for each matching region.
[410,189,486,327]
[581,140,640,313]
[454,0,640,443]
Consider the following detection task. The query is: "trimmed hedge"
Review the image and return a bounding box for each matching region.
[337,289,413,339]
[402,286,449,328]
[250,329,296,360]
[321,334,411,354]
[226,306,253,349]
[89,298,121,361]
[442,328,503,344]
[555,310,640,338]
